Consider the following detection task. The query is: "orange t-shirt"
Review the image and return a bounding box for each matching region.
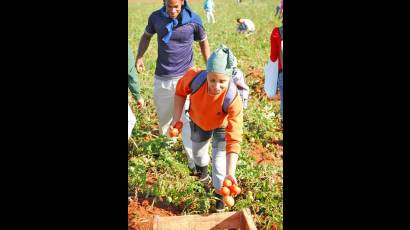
[175,68,243,154]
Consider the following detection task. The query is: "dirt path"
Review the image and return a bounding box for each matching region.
[250,142,282,167]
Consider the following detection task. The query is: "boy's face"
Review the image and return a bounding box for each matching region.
[166,0,184,19]
[207,72,230,95]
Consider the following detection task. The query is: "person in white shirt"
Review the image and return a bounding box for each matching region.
[236,18,255,34]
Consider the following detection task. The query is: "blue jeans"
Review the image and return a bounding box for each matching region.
[278,71,283,118]
[190,121,228,189]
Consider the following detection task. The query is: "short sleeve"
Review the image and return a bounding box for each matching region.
[194,23,207,42]
[145,13,156,35]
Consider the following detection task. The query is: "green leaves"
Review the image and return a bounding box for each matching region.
[128,0,283,228]
[128,158,147,190]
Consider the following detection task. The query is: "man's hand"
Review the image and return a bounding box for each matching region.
[136,98,145,109]
[136,58,145,73]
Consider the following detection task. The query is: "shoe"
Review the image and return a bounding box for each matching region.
[189,166,199,176]
[199,174,212,185]
[192,165,212,190]
[215,193,225,213]
[196,165,211,185]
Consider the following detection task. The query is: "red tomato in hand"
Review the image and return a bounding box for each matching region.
[230,185,241,196]
[223,179,233,187]
[223,195,235,207]
[220,187,230,196]
[174,121,183,130]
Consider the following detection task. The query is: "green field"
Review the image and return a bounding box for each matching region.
[129,0,283,229]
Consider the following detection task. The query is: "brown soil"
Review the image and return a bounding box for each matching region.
[249,143,282,167]
[145,174,158,186]
[245,68,265,99]
[245,67,282,101]
[249,142,283,189]
[128,196,182,230]
[250,143,274,165]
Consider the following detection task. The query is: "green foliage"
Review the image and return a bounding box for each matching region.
[128,0,283,229]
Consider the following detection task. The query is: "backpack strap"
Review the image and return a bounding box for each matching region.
[222,80,238,114]
[189,70,208,95]
[190,70,238,114]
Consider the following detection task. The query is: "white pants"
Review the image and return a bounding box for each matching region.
[153,77,195,169]
[128,104,136,139]
[206,11,215,23]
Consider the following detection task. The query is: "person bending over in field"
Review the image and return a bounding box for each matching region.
[169,45,243,212]
[236,18,255,34]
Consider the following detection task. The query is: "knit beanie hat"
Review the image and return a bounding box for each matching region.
[207,44,237,76]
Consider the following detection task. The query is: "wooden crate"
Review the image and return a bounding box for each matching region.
[153,208,257,230]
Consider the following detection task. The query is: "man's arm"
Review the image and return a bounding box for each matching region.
[128,73,144,108]
[128,71,141,101]
[128,43,144,108]
[135,32,153,73]
[199,38,211,65]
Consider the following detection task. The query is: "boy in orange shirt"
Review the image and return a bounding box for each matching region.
[169,45,243,212]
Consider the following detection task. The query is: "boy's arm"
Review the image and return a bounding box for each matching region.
[170,68,201,128]
[225,153,239,184]
[171,95,186,127]
[224,99,243,185]
[170,72,194,128]
[225,97,243,153]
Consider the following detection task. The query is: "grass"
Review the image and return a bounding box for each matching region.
[129,0,283,229]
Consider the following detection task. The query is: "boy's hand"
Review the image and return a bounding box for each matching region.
[174,121,183,131]
[224,175,238,185]
[170,120,177,129]
[167,120,183,138]
[167,125,179,138]
[170,120,183,130]
[166,126,173,138]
